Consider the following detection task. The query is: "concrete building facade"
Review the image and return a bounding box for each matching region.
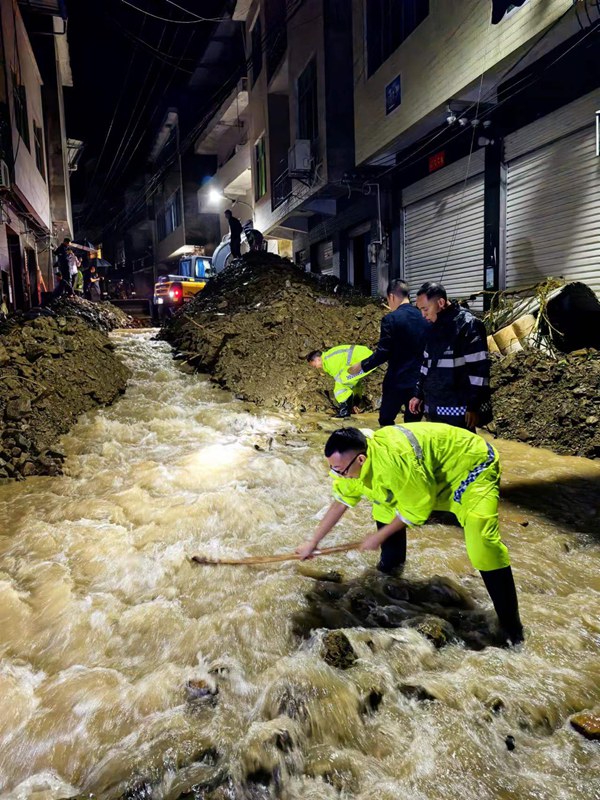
[0,0,73,312]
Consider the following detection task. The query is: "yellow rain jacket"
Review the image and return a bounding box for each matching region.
[331,422,510,571]
[322,344,375,403]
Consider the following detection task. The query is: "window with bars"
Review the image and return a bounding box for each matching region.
[33,123,45,179]
[12,72,30,150]
[254,137,267,200]
[251,17,263,86]
[297,59,318,142]
[366,0,429,77]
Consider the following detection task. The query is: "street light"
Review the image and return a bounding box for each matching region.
[208,188,253,213]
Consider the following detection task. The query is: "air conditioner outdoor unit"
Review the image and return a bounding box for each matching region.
[288,140,311,176]
[0,160,10,190]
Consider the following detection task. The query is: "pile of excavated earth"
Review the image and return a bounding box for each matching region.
[163,255,600,459]
[0,298,130,481]
[161,253,385,413]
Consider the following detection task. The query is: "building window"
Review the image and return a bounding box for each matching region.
[254,137,267,200]
[297,59,318,142]
[12,72,30,150]
[165,190,182,236]
[33,123,45,179]
[251,17,263,85]
[366,0,429,77]
[157,211,166,241]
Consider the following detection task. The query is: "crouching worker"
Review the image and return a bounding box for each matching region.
[296,424,524,645]
[307,345,375,418]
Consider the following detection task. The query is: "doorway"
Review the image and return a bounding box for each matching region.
[348,225,371,296]
[7,232,27,310]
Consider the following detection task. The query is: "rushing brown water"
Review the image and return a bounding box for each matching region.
[1,331,599,800]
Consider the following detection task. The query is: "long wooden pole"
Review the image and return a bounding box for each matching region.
[190,541,362,566]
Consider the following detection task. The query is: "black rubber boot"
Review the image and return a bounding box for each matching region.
[332,399,352,418]
[480,565,524,645]
[376,521,406,574]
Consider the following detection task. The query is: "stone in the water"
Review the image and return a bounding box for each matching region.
[404,615,456,648]
[398,683,438,702]
[505,734,516,751]
[296,566,343,582]
[320,630,357,669]
[570,709,600,740]
[186,679,218,703]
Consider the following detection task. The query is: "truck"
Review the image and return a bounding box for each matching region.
[153,252,215,319]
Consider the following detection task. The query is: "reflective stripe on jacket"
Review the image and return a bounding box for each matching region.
[322,344,374,400]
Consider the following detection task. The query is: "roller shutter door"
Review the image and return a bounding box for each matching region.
[505,124,600,294]
[403,153,485,308]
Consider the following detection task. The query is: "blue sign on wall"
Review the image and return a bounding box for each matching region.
[385,75,401,116]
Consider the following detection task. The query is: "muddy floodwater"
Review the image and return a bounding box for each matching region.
[1,332,599,800]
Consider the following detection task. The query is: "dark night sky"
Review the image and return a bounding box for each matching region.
[65,0,229,224]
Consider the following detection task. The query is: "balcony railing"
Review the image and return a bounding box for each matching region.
[272,169,292,211]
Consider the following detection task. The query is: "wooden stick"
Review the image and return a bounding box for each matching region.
[190,541,362,566]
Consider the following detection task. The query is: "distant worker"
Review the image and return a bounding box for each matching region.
[296,424,523,645]
[307,344,375,418]
[53,237,72,283]
[224,209,243,259]
[73,263,84,297]
[85,265,102,303]
[347,279,429,426]
[409,282,491,432]
[246,228,264,252]
[52,271,74,299]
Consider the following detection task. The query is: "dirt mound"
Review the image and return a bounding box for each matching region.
[47,297,138,330]
[0,314,130,481]
[491,349,600,458]
[161,255,384,411]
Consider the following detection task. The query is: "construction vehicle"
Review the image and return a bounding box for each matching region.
[153,251,215,319]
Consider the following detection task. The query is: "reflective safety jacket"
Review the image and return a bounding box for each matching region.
[332,422,499,525]
[321,344,375,403]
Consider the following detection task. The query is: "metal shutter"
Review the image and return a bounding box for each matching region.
[403,170,485,309]
[505,124,600,293]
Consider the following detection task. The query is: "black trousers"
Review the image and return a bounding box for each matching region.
[379,386,423,427]
[375,520,406,572]
[230,237,241,259]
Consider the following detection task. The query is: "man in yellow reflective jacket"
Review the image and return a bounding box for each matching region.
[296,423,523,645]
[307,344,375,418]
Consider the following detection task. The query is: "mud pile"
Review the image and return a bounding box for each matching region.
[491,349,600,458]
[47,296,139,331]
[161,255,384,412]
[0,314,130,480]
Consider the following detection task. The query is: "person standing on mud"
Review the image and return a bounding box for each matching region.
[85,265,102,302]
[307,345,374,418]
[296,424,523,645]
[409,282,491,432]
[347,279,429,426]
[224,209,243,259]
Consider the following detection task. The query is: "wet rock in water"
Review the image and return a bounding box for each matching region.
[186,678,219,704]
[360,689,383,714]
[403,614,456,648]
[570,709,600,740]
[399,683,438,702]
[296,565,343,583]
[294,571,499,649]
[320,630,357,669]
[505,734,516,751]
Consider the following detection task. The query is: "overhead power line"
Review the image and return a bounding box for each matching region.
[119,0,228,24]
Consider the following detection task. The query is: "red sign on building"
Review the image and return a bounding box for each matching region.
[428,151,446,173]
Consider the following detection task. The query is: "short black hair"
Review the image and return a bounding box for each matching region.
[386,279,409,299]
[416,281,447,301]
[63,237,71,243]
[306,350,322,362]
[224,209,232,216]
[325,427,367,457]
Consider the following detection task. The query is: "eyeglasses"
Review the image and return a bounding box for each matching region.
[329,452,364,477]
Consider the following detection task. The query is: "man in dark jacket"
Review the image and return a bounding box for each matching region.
[52,271,74,298]
[224,209,243,259]
[409,282,491,431]
[348,279,429,425]
[53,237,72,282]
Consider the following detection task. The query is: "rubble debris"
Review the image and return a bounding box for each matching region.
[0,313,130,481]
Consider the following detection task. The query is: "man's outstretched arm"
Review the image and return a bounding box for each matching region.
[296,501,348,560]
